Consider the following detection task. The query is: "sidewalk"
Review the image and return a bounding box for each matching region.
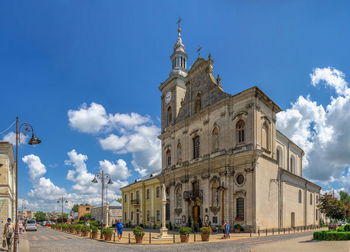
[19,233,30,252]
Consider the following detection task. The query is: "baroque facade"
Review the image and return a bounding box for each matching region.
[157,25,321,231]
[0,142,16,224]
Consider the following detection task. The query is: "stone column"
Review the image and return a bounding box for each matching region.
[159,184,169,238]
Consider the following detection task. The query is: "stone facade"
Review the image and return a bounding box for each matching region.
[91,205,122,227]
[156,27,321,231]
[0,142,16,224]
[77,205,92,220]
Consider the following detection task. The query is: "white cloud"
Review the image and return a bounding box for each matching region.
[28,177,66,200]
[68,102,109,134]
[69,102,161,176]
[22,154,47,181]
[2,132,28,146]
[277,67,350,191]
[310,67,350,96]
[99,159,130,180]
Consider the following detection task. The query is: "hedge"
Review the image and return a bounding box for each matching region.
[313,231,350,240]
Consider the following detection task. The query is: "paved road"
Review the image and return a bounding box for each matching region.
[21,226,329,252]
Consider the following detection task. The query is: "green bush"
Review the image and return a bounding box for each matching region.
[234,224,243,231]
[344,224,350,232]
[90,225,98,233]
[179,227,192,235]
[200,227,211,234]
[102,228,113,235]
[133,226,145,237]
[88,220,99,227]
[313,231,350,240]
[337,226,345,232]
[80,225,89,232]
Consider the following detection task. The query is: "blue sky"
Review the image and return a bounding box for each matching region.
[1,0,350,211]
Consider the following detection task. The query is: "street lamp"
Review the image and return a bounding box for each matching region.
[91,170,113,238]
[57,196,68,223]
[14,117,42,252]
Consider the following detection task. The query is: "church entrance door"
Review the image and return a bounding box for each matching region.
[193,205,200,226]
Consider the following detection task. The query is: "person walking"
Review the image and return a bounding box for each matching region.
[116,219,123,241]
[3,218,15,251]
[221,222,230,239]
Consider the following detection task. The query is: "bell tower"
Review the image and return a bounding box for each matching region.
[159,20,188,131]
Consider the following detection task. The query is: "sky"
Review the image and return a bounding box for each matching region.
[1,0,350,212]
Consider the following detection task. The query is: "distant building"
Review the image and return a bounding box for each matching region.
[0,142,16,224]
[77,205,92,220]
[121,174,161,227]
[91,205,122,227]
[18,210,36,220]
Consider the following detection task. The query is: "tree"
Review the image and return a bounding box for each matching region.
[57,213,69,223]
[318,193,346,221]
[116,198,122,205]
[35,211,47,222]
[339,191,350,220]
[71,204,79,213]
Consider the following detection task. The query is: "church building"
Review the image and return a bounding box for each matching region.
[157,24,321,231]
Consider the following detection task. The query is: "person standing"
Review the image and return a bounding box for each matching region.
[116,219,123,241]
[3,218,15,251]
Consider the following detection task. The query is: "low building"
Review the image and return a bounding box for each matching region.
[18,210,36,220]
[77,205,92,220]
[0,142,16,224]
[121,174,162,228]
[91,205,122,227]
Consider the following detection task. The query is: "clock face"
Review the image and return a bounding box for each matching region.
[165,91,172,104]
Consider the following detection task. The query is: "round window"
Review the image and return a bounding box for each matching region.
[236,174,245,185]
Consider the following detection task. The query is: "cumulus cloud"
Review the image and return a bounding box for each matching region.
[22,154,47,181]
[69,102,161,176]
[277,67,350,191]
[99,159,130,180]
[68,102,109,134]
[2,132,28,146]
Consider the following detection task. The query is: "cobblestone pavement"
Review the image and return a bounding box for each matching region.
[23,226,321,252]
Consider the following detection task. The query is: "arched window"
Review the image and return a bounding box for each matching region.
[167,106,172,126]
[212,127,219,152]
[298,190,302,203]
[262,122,269,150]
[175,186,182,208]
[166,149,171,168]
[290,156,295,173]
[195,93,202,113]
[177,142,182,163]
[193,136,200,159]
[236,198,245,220]
[236,120,245,144]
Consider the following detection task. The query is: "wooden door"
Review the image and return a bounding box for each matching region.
[193,206,199,225]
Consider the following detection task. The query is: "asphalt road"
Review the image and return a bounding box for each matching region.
[22,226,320,252]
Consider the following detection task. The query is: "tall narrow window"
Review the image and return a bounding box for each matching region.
[166,149,171,168]
[124,194,127,203]
[192,181,200,198]
[167,106,172,126]
[236,198,245,220]
[212,127,219,152]
[177,142,182,163]
[290,156,295,173]
[310,193,313,205]
[176,186,182,208]
[193,136,200,159]
[146,189,150,200]
[236,120,245,144]
[298,190,302,203]
[195,93,202,113]
[277,148,281,166]
[262,122,269,150]
[156,187,160,198]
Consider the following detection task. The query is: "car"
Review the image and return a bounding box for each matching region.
[328,223,338,230]
[25,219,37,231]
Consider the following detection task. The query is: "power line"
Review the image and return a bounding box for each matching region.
[0,120,16,136]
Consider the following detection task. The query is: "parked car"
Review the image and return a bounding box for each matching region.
[44,221,52,227]
[328,223,338,230]
[26,219,37,231]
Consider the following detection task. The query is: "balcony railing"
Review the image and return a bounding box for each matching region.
[131,199,140,205]
[183,190,203,201]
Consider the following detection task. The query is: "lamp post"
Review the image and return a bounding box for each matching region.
[91,170,113,238]
[57,196,68,223]
[14,117,42,252]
